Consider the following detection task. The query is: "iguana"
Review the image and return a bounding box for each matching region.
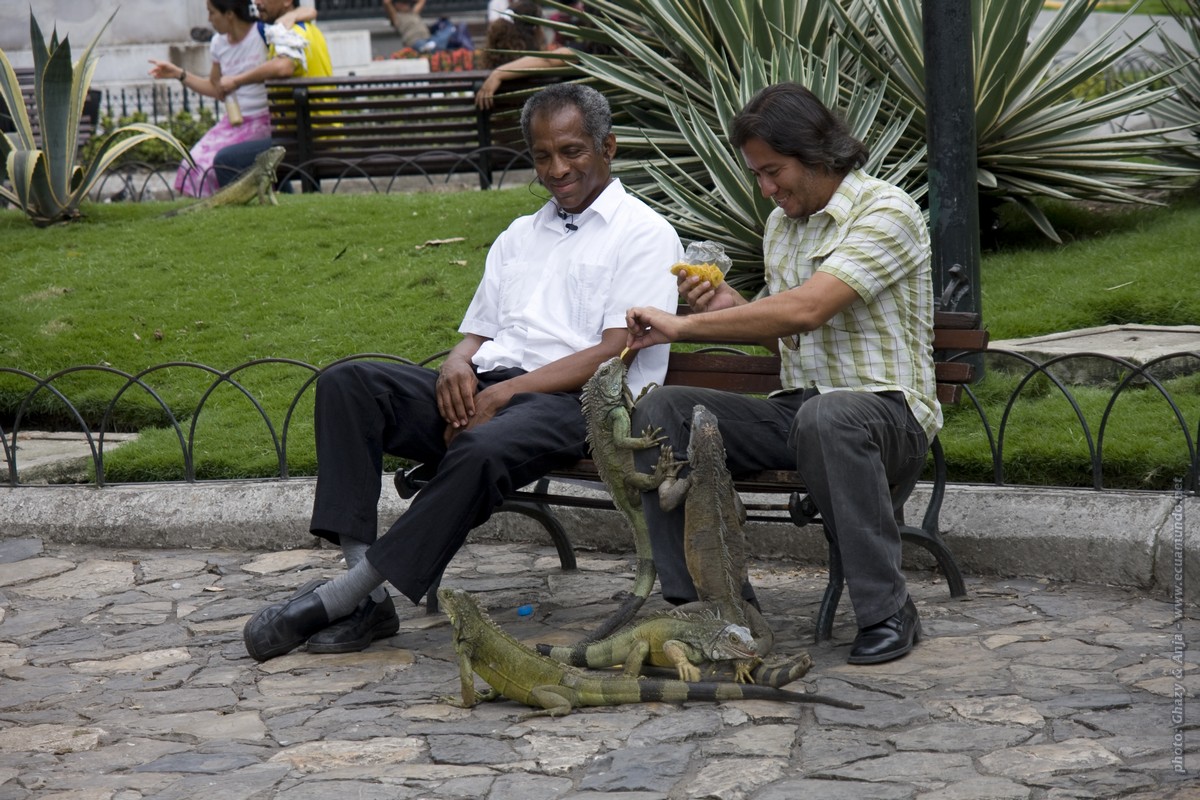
[658,404,780,671]
[437,587,861,718]
[164,145,284,216]
[578,356,674,641]
[538,609,758,682]
[537,609,813,687]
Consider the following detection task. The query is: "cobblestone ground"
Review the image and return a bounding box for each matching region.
[0,536,1196,799]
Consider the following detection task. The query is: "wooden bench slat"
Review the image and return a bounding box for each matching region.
[933,310,982,329]
[935,362,975,384]
[933,327,989,351]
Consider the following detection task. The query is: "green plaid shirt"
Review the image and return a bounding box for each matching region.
[763,169,942,439]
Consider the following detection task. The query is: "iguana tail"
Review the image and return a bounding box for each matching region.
[586,677,862,710]
[537,639,609,667]
[578,554,655,642]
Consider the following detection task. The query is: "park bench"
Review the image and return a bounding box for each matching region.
[398,296,990,643]
[264,70,530,192]
[0,67,102,152]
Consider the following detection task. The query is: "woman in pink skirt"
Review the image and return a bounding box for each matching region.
[149,0,313,197]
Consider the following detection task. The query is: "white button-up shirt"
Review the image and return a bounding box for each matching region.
[461,179,682,395]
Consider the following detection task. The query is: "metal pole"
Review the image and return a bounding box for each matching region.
[923,0,981,318]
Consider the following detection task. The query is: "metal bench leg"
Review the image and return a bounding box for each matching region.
[420,477,578,615]
[815,523,843,643]
[495,479,578,572]
[903,436,967,598]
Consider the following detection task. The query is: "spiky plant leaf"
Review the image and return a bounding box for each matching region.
[834,0,1198,240]
[1149,0,1200,169]
[0,11,192,226]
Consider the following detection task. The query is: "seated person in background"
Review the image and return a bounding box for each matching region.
[148,0,318,197]
[482,0,544,70]
[383,0,431,48]
[240,84,682,662]
[382,0,459,52]
[210,0,332,187]
[475,6,608,110]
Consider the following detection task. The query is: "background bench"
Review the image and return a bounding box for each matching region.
[399,308,989,642]
[265,71,531,192]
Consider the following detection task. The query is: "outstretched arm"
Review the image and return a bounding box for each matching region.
[475,47,576,109]
[277,5,317,28]
[149,59,225,100]
[626,272,861,355]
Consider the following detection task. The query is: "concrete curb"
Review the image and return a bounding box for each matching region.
[1,479,1195,605]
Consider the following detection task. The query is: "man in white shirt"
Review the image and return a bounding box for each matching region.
[244,83,683,661]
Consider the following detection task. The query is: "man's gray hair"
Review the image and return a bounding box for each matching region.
[520,84,612,153]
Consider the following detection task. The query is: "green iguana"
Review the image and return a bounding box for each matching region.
[658,404,780,671]
[164,145,284,217]
[537,609,813,687]
[438,586,861,718]
[578,356,674,641]
[538,609,757,682]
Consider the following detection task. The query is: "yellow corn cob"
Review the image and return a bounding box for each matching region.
[670,262,725,286]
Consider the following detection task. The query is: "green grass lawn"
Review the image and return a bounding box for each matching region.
[2,189,1197,488]
[1044,1,1185,14]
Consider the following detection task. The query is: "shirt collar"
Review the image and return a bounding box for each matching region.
[812,168,866,228]
[537,177,625,229]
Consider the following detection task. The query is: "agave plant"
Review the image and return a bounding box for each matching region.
[1150,0,1200,169]
[543,0,922,283]
[0,12,191,226]
[834,0,1198,240]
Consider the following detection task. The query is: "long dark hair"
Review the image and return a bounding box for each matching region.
[209,0,258,24]
[730,82,869,176]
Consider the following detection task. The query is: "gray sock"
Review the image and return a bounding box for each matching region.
[341,540,388,603]
[316,558,386,620]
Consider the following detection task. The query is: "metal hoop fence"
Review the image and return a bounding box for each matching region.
[84,147,536,203]
[2,348,1197,494]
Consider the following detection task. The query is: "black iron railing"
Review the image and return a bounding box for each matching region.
[2,349,1197,493]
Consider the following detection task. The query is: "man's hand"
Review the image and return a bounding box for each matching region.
[676,269,739,313]
[436,355,479,437]
[625,305,682,354]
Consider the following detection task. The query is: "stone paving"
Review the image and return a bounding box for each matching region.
[0,536,1196,800]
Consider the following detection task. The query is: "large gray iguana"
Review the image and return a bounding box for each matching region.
[578,356,674,641]
[163,145,284,217]
[438,586,860,718]
[657,404,782,673]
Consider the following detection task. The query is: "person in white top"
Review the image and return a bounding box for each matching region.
[148,0,315,197]
[241,84,683,662]
[487,0,512,22]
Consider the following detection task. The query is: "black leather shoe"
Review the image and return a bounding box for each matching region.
[306,594,400,654]
[847,596,921,665]
[244,580,331,662]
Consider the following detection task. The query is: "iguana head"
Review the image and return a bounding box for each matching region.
[687,404,726,470]
[437,586,472,628]
[256,145,286,172]
[581,356,629,415]
[701,621,758,660]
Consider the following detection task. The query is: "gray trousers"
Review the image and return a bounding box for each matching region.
[631,386,928,628]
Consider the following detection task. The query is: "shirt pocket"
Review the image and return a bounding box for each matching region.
[567,261,611,334]
[497,260,535,320]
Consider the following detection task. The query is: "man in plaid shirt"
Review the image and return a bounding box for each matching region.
[625,82,940,666]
